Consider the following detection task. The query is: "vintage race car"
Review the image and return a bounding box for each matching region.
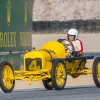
[0,39,100,93]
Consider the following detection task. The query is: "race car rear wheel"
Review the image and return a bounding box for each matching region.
[51,60,67,90]
[42,79,53,90]
[93,57,100,87]
[0,61,15,93]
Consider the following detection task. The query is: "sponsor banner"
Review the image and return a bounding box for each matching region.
[0,0,34,51]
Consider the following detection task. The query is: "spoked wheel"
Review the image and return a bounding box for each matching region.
[42,79,53,90]
[0,61,15,93]
[51,60,67,90]
[93,57,100,87]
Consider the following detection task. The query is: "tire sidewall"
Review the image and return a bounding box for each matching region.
[42,79,53,90]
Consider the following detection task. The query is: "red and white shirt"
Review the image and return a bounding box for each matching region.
[63,38,83,54]
[71,39,83,53]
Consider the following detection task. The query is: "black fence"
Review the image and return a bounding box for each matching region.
[32,19,100,34]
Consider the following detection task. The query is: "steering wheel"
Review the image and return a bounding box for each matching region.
[60,39,75,52]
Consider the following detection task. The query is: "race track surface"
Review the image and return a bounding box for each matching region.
[0,85,100,100]
[84,52,100,58]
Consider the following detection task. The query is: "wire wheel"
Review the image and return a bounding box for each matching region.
[0,61,15,93]
[93,57,100,88]
[96,62,100,81]
[51,60,67,90]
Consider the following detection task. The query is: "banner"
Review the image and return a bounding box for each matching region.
[0,0,34,52]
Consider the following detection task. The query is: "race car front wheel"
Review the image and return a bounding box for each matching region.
[93,57,100,87]
[42,79,53,90]
[0,61,15,93]
[51,60,67,90]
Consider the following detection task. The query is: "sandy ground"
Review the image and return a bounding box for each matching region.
[14,60,94,90]
[32,33,100,52]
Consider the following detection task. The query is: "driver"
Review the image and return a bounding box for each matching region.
[58,28,83,56]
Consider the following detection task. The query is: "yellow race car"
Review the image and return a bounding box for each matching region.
[0,39,99,93]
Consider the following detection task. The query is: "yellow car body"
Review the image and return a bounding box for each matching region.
[23,40,93,78]
[24,41,67,71]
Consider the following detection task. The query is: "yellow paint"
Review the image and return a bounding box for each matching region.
[41,41,67,58]
[0,31,31,48]
[20,32,31,46]
[0,32,16,47]
[6,0,12,26]
[28,60,40,71]
[2,65,14,89]
[24,2,28,26]
[55,62,66,86]
[97,62,100,81]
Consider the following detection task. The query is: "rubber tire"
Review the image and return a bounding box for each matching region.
[92,57,100,88]
[42,79,53,90]
[51,60,67,90]
[0,61,15,93]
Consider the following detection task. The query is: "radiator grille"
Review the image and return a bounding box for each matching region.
[25,58,42,71]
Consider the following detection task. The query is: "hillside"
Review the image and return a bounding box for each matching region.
[33,0,100,21]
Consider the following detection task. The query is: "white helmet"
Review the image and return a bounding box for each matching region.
[68,28,78,40]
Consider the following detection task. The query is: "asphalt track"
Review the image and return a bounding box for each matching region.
[84,52,100,58]
[0,85,100,100]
